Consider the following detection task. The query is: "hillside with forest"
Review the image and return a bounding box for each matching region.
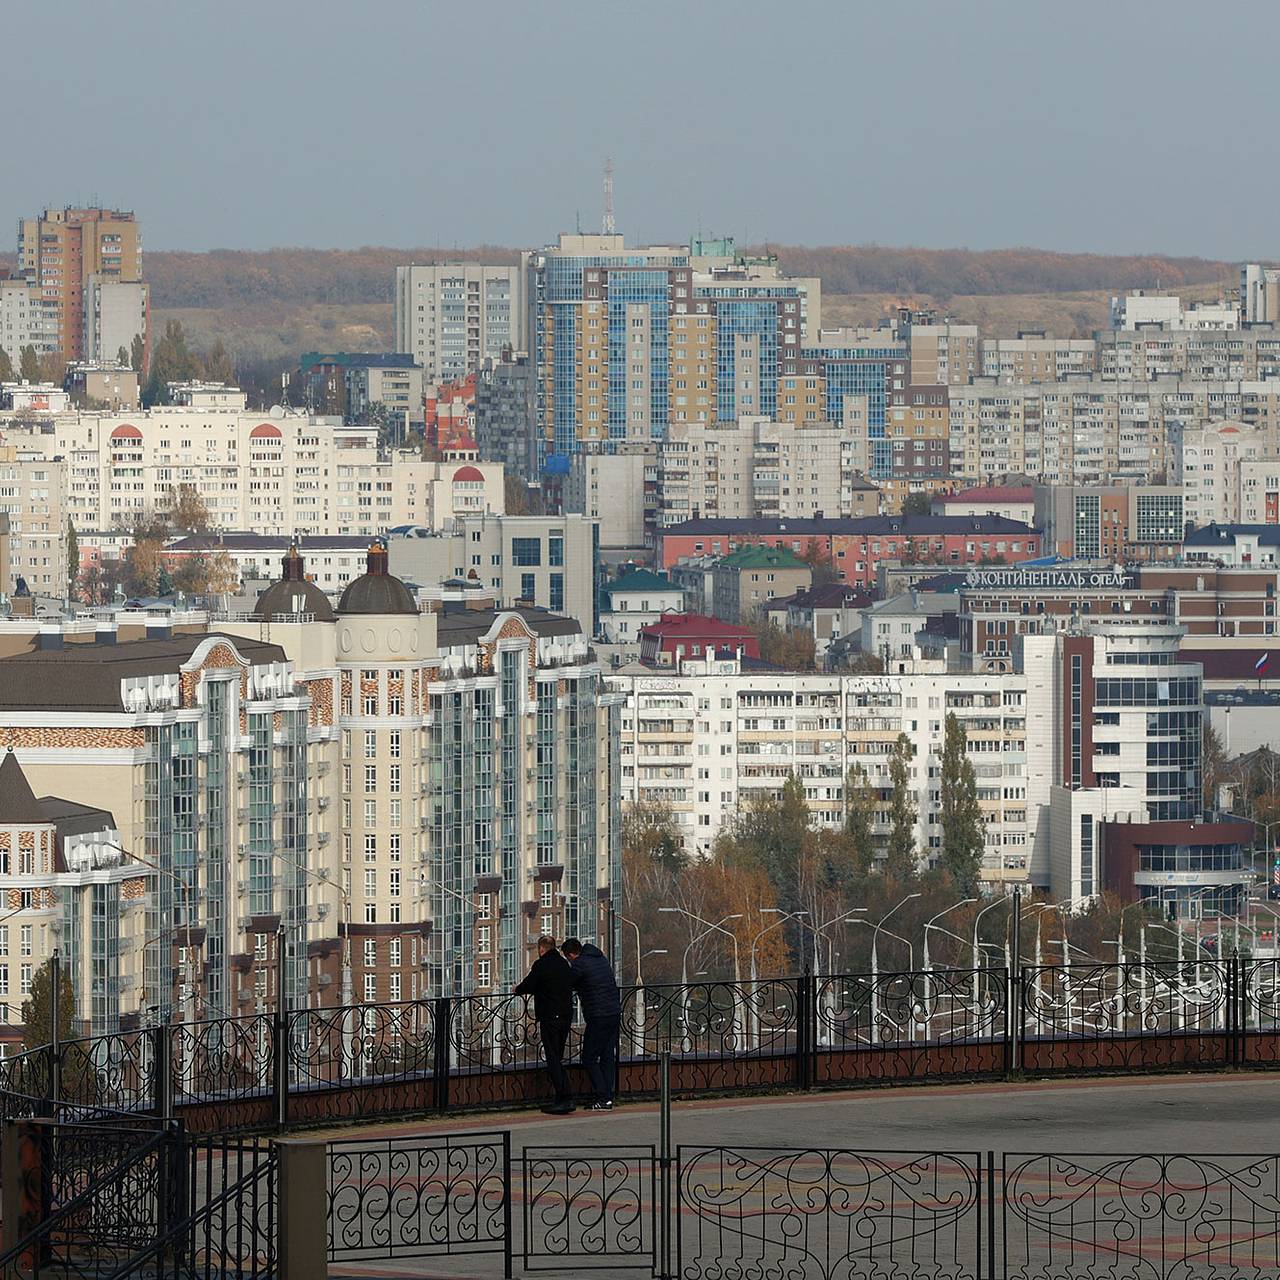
[0,243,1240,404]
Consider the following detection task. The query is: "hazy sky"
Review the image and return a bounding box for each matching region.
[8,0,1279,258]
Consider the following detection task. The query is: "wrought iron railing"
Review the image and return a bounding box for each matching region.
[11,959,1280,1132]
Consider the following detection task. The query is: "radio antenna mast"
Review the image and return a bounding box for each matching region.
[602,157,615,236]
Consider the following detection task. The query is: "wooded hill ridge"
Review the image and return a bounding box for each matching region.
[0,243,1236,309]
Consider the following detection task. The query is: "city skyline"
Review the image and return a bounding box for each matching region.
[7,0,1280,258]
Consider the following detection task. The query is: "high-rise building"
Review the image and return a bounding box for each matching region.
[394,263,524,382]
[0,278,59,367]
[524,234,820,466]
[16,207,145,362]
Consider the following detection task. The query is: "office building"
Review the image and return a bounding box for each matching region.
[16,207,144,362]
[387,513,599,633]
[394,263,524,382]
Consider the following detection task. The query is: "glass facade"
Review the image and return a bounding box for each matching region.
[802,345,903,478]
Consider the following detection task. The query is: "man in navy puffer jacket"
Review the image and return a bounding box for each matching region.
[562,937,621,1110]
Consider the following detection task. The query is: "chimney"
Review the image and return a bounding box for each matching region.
[365,543,389,576]
[281,545,307,581]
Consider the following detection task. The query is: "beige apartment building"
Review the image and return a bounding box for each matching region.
[564,447,654,549]
[0,445,67,596]
[980,335,1098,383]
[0,545,619,1035]
[17,207,144,362]
[711,544,811,623]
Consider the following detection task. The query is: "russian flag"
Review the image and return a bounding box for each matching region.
[1257,653,1271,673]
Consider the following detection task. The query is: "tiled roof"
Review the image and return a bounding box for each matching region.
[662,515,1036,536]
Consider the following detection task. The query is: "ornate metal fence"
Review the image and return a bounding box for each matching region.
[522,1145,657,1272]
[815,967,1009,1084]
[19,959,1280,1133]
[677,1146,985,1280]
[326,1129,511,1270]
[1002,1151,1280,1280]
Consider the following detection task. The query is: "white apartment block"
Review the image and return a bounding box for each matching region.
[564,448,654,549]
[655,417,876,527]
[394,263,525,381]
[948,379,1280,487]
[979,336,1098,383]
[610,654,1030,884]
[1174,420,1280,528]
[0,279,58,365]
[0,446,66,596]
[83,277,148,364]
[0,406,503,545]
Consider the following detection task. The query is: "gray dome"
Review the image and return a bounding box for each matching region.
[337,544,418,616]
[254,547,335,622]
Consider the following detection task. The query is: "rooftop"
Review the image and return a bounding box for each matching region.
[435,604,581,647]
[662,515,1037,536]
[298,351,420,372]
[603,568,677,597]
[1184,524,1280,547]
[169,533,374,552]
[0,633,286,710]
[937,486,1035,504]
[716,545,809,570]
[639,613,756,639]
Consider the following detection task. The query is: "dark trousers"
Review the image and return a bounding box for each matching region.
[540,1017,572,1103]
[580,1014,620,1104]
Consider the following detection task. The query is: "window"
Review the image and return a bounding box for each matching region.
[364,730,377,758]
[478,960,491,987]
[364,834,377,862]
[389,973,401,1002]
[19,965,31,997]
[390,938,401,966]
[389,731,401,758]
[0,966,7,997]
[521,572,535,600]
[549,535,564,567]
[364,974,377,1002]
[389,834,401,862]
[389,764,401,793]
[512,537,541,566]
[19,927,31,958]
[550,573,564,612]
[390,870,400,898]
[364,869,376,897]
[254,933,267,962]
[364,939,377,966]
[364,765,376,792]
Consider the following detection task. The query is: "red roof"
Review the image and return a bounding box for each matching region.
[250,423,282,440]
[109,424,142,440]
[452,465,483,483]
[939,486,1034,504]
[640,613,755,640]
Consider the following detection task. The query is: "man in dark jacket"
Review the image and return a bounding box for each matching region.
[515,935,575,1113]
[562,937,621,1110]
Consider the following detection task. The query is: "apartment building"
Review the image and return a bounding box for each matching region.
[0,751,147,1035]
[903,316,980,386]
[610,652,1031,882]
[394,263,524,382]
[83,277,148,365]
[387,513,598,634]
[564,448,654,550]
[0,545,620,1034]
[0,278,58,366]
[1174,420,1280,528]
[1032,484,1184,561]
[0,445,67,597]
[16,207,144,362]
[980,335,1098,383]
[947,379,1279,487]
[651,417,876,530]
[711,545,811,623]
[1242,264,1280,324]
[525,234,819,463]
[475,353,536,480]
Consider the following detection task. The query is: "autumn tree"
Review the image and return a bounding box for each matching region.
[717,773,813,910]
[902,491,933,516]
[38,351,67,385]
[1202,723,1227,811]
[202,338,236,385]
[939,713,985,894]
[884,733,917,881]
[167,484,211,534]
[622,799,686,875]
[130,333,145,374]
[21,957,76,1052]
[504,473,531,515]
[18,345,39,383]
[0,346,13,382]
[753,619,817,671]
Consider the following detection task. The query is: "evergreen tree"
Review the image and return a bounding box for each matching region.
[0,346,13,382]
[116,345,130,367]
[843,764,878,874]
[21,957,76,1052]
[65,519,79,600]
[939,713,985,894]
[202,338,236,385]
[130,333,145,374]
[144,320,201,406]
[18,345,39,383]
[884,733,917,881]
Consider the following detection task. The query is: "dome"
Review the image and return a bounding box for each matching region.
[254,546,335,622]
[250,423,282,440]
[337,544,418,616]
[452,464,484,483]
[110,424,142,441]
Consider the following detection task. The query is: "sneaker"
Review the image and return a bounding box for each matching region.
[587,1100,613,1111]
[543,1102,576,1115]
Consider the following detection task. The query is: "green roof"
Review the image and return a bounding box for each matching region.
[604,568,677,599]
[715,545,808,570]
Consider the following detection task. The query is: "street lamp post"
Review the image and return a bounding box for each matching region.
[749,908,808,1049]
[659,908,742,1050]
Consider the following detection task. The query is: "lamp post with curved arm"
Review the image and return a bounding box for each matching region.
[746,909,808,1049]
[659,908,742,1050]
